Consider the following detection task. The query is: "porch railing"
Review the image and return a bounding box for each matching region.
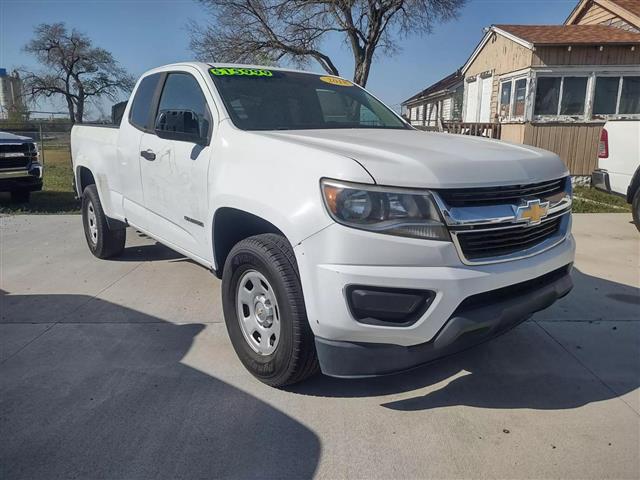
[442,121,501,139]
[413,121,502,139]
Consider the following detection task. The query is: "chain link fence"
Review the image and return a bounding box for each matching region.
[0,121,72,164]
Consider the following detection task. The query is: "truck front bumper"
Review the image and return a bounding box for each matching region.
[315,264,572,377]
[0,165,43,192]
[295,221,575,378]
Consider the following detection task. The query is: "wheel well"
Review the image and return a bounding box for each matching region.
[77,166,96,195]
[212,207,284,278]
[627,165,640,203]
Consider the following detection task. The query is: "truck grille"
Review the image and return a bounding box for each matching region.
[438,178,566,207]
[455,216,563,260]
[0,143,36,170]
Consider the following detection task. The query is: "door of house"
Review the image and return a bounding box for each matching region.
[479,76,493,122]
[465,76,493,122]
[465,80,478,122]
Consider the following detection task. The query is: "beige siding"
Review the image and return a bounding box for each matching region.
[573,1,638,30]
[499,122,603,175]
[532,45,640,66]
[500,123,526,144]
[519,123,604,175]
[577,3,619,25]
[465,33,534,120]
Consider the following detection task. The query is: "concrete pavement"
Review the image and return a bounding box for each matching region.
[1,213,638,479]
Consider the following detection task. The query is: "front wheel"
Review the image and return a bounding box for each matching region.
[221,233,318,387]
[82,184,126,259]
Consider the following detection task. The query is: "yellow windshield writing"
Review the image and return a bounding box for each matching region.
[319,76,353,86]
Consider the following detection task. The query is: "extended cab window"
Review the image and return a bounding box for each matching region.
[156,73,211,139]
[209,68,407,131]
[129,73,161,130]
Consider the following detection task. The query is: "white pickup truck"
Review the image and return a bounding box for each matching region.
[591,120,640,230]
[71,63,575,386]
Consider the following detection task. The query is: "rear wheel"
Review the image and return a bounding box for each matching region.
[221,233,318,387]
[632,188,640,233]
[82,184,126,259]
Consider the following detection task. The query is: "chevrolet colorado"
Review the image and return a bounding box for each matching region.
[71,63,575,386]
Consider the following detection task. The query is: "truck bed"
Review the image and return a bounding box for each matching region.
[71,124,120,195]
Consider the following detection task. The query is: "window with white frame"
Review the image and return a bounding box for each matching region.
[499,81,512,118]
[534,76,589,118]
[513,78,527,117]
[499,77,528,120]
[593,76,640,117]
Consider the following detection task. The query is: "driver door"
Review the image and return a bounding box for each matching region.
[139,71,213,259]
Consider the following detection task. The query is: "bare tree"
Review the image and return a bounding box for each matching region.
[189,0,466,87]
[21,23,135,123]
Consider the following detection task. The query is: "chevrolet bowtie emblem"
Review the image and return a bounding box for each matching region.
[516,199,550,225]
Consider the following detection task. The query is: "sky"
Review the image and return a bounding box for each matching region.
[0,0,579,118]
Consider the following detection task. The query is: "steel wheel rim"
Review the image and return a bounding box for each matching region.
[87,201,98,245]
[236,269,281,355]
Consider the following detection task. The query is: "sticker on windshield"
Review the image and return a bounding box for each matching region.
[319,76,353,86]
[210,67,273,77]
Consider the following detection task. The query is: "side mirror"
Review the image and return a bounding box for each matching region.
[154,110,209,145]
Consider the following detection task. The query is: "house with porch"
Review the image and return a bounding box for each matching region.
[402,71,463,127]
[403,0,640,176]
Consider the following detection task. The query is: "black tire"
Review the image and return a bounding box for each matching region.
[81,184,126,259]
[632,188,640,233]
[222,233,318,387]
[10,190,30,203]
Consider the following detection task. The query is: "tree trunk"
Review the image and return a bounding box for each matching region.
[75,97,84,123]
[65,96,76,124]
[353,48,374,87]
[353,60,370,87]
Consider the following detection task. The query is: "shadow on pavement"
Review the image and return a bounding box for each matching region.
[289,268,639,410]
[117,242,185,262]
[102,233,202,268]
[0,292,320,479]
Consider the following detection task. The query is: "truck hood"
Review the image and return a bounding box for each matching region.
[0,132,32,144]
[261,129,568,188]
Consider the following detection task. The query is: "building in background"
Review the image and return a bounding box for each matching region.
[402,71,463,128]
[566,0,640,32]
[0,69,27,120]
[401,0,640,177]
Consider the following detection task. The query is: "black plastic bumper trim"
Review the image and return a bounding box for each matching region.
[591,169,610,193]
[346,285,435,327]
[0,175,43,193]
[316,264,573,378]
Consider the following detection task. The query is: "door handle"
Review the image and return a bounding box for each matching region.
[140,149,156,161]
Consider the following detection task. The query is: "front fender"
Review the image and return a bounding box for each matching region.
[207,125,375,251]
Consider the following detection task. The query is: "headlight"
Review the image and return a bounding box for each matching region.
[321,179,450,241]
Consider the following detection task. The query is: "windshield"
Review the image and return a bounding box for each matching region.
[209,67,409,131]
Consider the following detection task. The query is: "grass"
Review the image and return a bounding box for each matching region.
[572,186,631,214]
[0,148,80,215]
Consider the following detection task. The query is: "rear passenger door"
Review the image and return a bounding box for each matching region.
[138,70,213,259]
[117,72,162,229]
